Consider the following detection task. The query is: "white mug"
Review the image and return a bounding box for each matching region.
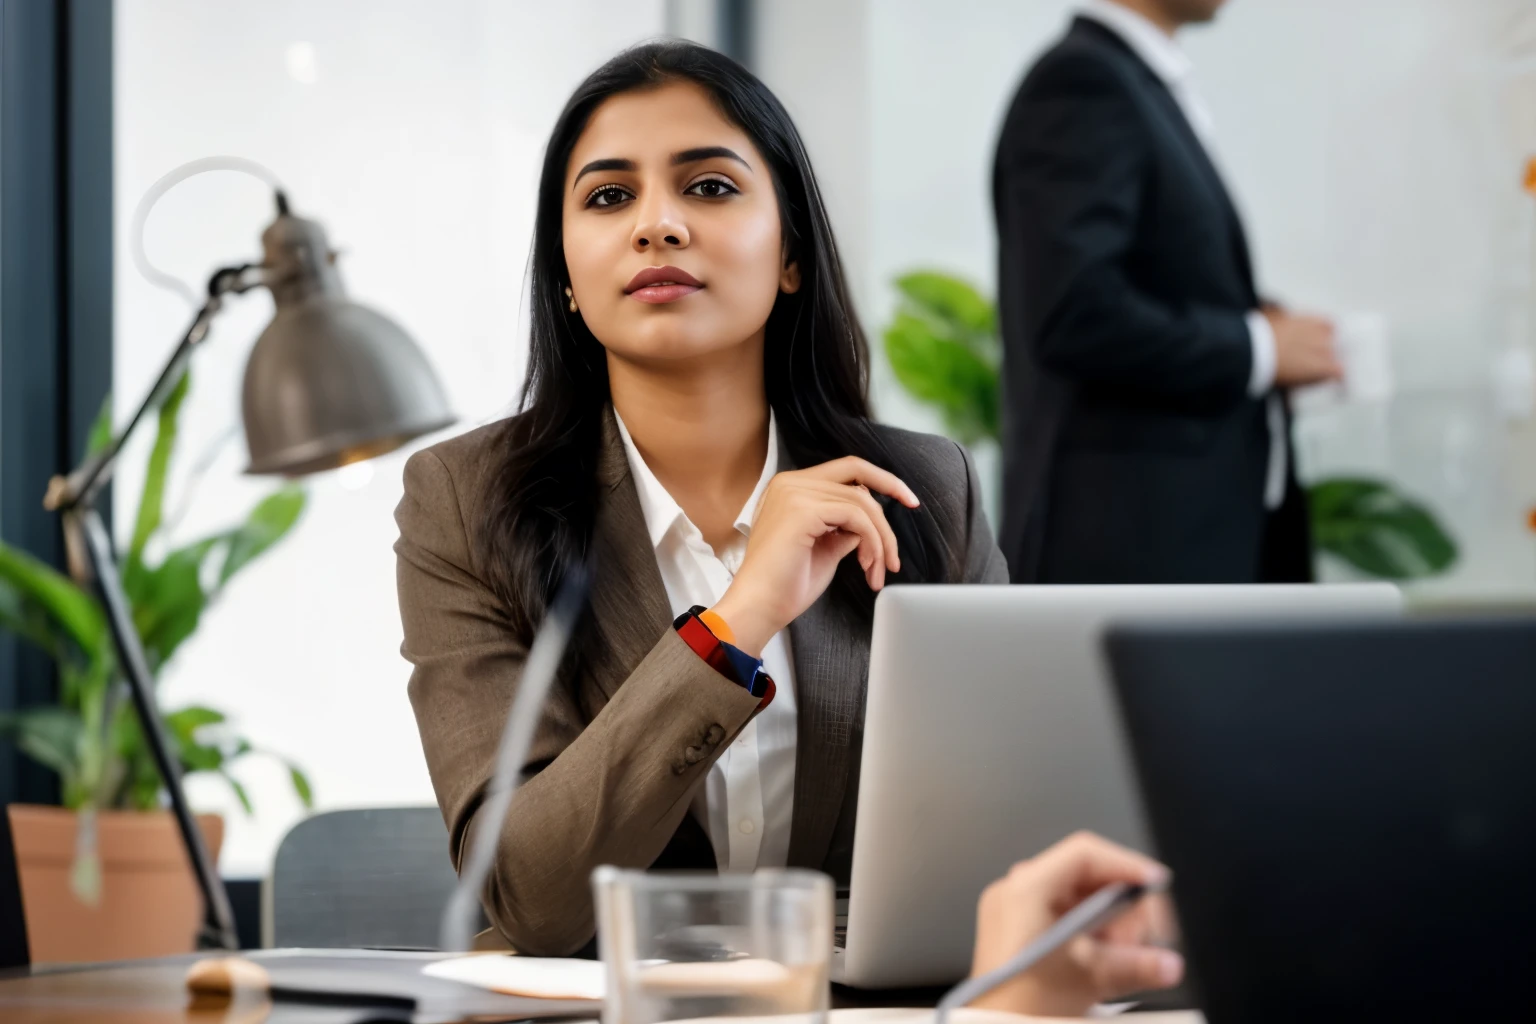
[1292,311,1392,413]
[1333,311,1393,403]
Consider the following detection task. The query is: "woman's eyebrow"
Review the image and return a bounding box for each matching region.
[572,157,636,190]
[571,148,751,192]
[673,146,750,169]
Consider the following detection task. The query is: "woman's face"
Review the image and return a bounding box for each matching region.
[561,80,799,367]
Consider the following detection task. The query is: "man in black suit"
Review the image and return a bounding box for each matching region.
[994,0,1342,584]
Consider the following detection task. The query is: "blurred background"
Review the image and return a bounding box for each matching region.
[4,0,1536,933]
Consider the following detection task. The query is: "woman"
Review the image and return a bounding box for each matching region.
[395,40,1178,1013]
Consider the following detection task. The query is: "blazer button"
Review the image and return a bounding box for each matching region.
[683,745,706,765]
[704,724,725,746]
[672,759,688,775]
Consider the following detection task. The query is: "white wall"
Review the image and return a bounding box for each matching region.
[753,0,872,314]
[115,0,669,876]
[763,0,1536,586]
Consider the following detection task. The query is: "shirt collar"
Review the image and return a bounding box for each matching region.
[1078,0,1192,87]
[612,408,780,551]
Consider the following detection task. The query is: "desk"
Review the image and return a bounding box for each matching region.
[0,956,272,1024]
[0,955,1204,1024]
[0,952,585,1024]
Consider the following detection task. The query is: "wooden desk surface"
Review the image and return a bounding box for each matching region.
[0,955,1203,1024]
[0,956,277,1024]
[0,952,577,1024]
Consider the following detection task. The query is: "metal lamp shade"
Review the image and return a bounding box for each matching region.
[241,298,455,477]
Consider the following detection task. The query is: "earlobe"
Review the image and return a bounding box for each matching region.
[780,261,802,295]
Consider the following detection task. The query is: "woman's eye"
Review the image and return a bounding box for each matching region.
[686,178,738,199]
[587,185,632,208]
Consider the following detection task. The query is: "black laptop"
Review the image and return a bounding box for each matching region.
[1105,617,1536,1023]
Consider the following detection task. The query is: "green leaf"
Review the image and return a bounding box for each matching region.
[216,486,307,588]
[71,852,102,905]
[125,369,191,580]
[161,705,231,774]
[69,811,102,906]
[109,710,168,811]
[0,542,109,660]
[0,569,65,659]
[220,771,254,816]
[107,717,147,809]
[895,271,996,340]
[0,707,85,784]
[1310,477,1458,580]
[164,705,227,735]
[884,313,1001,445]
[125,775,161,811]
[84,393,114,460]
[178,740,224,772]
[288,763,315,809]
[130,542,211,672]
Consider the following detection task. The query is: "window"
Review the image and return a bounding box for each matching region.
[115,0,669,876]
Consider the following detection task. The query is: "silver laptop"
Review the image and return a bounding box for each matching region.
[830,583,1402,989]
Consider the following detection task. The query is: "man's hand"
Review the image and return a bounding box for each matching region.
[1266,310,1343,388]
[967,832,1183,1018]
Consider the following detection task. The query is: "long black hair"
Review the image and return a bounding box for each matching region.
[478,40,951,640]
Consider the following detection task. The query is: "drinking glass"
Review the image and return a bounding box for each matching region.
[592,868,834,1024]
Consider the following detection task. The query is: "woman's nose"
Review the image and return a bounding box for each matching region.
[631,193,690,253]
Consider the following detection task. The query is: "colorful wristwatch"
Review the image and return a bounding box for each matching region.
[673,605,776,708]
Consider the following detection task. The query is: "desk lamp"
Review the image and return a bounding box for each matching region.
[43,182,455,950]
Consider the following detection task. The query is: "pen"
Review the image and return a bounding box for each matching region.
[933,880,1159,1024]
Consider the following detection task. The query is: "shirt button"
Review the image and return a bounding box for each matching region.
[739,820,756,835]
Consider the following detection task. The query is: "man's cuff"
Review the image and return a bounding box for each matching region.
[1245,310,1276,396]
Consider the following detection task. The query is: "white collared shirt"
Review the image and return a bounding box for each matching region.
[613,409,798,872]
[1079,0,1287,509]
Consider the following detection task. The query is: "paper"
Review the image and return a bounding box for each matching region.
[670,1010,1204,1024]
[422,954,607,1000]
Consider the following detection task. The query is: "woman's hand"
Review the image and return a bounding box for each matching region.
[968,832,1183,1018]
[710,456,919,656]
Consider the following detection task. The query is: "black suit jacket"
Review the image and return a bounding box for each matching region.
[993,17,1311,584]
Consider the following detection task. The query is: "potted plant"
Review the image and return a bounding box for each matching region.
[0,371,314,963]
[882,269,1458,580]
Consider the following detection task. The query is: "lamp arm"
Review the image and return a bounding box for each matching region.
[38,260,264,953]
[45,263,264,516]
[71,507,240,950]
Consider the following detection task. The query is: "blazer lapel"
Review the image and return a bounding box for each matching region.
[585,406,673,706]
[1077,19,1260,299]
[583,405,868,871]
[786,586,869,872]
[1136,69,1260,299]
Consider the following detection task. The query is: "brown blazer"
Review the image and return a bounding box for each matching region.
[394,406,1008,956]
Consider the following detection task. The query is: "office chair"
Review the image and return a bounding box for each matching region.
[266,806,483,949]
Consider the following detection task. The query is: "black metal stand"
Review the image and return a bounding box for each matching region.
[75,508,237,950]
[45,265,263,952]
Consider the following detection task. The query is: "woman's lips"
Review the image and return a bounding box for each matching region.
[625,266,703,304]
[629,283,702,304]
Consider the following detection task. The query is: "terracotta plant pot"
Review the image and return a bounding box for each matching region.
[7,804,224,964]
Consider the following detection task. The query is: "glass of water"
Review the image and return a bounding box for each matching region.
[592,868,834,1024]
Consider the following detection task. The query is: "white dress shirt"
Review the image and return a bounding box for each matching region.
[1079,0,1287,509]
[613,409,798,872]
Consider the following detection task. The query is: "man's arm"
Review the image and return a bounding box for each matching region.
[997,52,1252,413]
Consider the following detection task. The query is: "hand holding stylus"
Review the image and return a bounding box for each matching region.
[963,832,1183,1018]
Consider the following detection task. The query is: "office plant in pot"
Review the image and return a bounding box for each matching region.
[882,269,1458,580]
[0,372,314,963]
